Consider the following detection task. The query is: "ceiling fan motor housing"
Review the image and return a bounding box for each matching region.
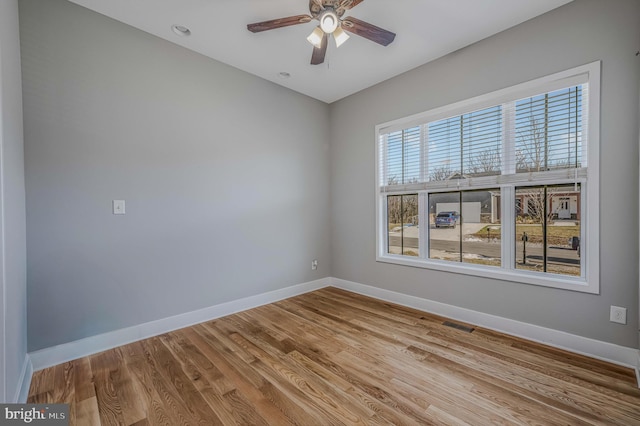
[310,0,346,18]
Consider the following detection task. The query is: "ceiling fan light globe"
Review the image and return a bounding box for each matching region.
[319,11,339,33]
[333,26,349,47]
[307,26,324,48]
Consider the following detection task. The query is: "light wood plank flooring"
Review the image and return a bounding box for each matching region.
[28,287,640,425]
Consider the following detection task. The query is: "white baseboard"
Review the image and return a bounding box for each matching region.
[636,352,640,388]
[13,354,33,403]
[27,275,640,389]
[29,277,331,371]
[331,278,639,370]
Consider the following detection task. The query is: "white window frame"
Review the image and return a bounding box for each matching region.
[375,62,600,294]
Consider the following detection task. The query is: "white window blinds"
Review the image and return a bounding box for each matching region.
[515,86,584,173]
[378,82,587,193]
[428,105,502,180]
[383,126,421,186]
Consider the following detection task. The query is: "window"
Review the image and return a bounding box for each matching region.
[429,190,502,267]
[387,194,419,256]
[375,62,600,293]
[515,184,581,277]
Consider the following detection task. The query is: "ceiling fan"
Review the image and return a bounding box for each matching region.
[247,0,396,65]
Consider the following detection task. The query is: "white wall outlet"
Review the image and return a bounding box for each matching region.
[609,305,627,324]
[113,199,125,215]
[311,259,318,270]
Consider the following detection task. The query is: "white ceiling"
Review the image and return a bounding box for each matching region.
[67,0,573,104]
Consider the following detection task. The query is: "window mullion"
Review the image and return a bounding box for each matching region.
[401,130,406,184]
[420,125,428,183]
[503,101,516,175]
[502,186,515,269]
[459,115,464,176]
[380,195,388,256]
[419,192,427,259]
[381,134,388,186]
[580,183,587,278]
[400,195,405,254]
[543,186,548,272]
[581,83,589,167]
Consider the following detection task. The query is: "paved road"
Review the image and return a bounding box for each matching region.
[389,236,579,266]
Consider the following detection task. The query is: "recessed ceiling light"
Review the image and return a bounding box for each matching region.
[171,25,191,37]
[278,72,291,79]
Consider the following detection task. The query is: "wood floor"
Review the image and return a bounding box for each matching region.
[28,287,640,425]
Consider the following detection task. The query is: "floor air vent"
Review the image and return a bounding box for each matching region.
[442,320,475,333]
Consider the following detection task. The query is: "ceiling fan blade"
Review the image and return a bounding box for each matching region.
[309,0,323,10]
[247,15,312,33]
[310,33,328,65]
[341,17,395,46]
[339,0,364,10]
[336,0,363,17]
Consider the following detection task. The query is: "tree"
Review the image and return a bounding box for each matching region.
[519,187,563,225]
[387,194,418,225]
[516,117,547,172]
[429,166,453,181]
[466,149,501,176]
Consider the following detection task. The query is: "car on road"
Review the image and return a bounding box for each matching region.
[435,211,460,228]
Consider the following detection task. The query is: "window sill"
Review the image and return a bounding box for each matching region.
[376,254,597,294]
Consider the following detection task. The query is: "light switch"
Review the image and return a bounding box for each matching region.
[113,199,125,215]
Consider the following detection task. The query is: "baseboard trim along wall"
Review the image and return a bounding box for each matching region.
[331,278,639,373]
[27,276,640,391]
[636,352,640,388]
[29,277,331,372]
[14,355,33,403]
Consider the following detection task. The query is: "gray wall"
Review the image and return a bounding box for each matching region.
[21,0,331,351]
[330,0,640,347]
[0,0,28,402]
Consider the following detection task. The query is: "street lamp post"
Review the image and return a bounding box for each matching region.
[521,232,528,264]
